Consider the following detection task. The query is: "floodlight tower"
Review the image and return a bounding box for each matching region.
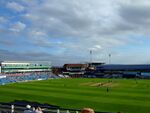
[109,53,111,64]
[90,50,93,63]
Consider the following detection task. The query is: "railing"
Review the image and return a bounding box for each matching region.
[0,103,116,113]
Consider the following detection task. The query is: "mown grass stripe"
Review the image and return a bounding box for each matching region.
[0,78,150,113]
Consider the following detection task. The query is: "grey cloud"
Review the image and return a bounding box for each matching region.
[0,49,87,66]
[24,0,107,37]
[119,2,150,26]
[0,49,51,62]
[24,0,123,42]
[0,49,26,61]
[2,0,150,65]
[0,17,7,23]
[0,40,15,46]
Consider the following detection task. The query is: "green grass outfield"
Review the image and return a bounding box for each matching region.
[0,78,150,113]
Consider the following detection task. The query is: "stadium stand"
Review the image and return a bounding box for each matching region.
[0,73,59,85]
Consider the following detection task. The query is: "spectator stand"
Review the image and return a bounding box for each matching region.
[0,72,60,85]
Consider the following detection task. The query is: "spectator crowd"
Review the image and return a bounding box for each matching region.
[0,72,59,85]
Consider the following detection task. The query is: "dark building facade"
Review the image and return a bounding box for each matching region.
[63,64,88,77]
[96,64,150,78]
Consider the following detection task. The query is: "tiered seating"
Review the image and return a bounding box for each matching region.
[0,73,59,85]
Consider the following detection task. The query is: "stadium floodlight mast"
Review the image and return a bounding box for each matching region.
[90,50,93,63]
[109,53,111,64]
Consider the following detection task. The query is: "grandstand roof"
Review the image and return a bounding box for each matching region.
[1,61,51,65]
[97,64,150,71]
[64,64,88,68]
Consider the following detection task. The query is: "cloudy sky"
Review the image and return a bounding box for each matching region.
[1,0,150,65]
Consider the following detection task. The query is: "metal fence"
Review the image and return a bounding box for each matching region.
[0,103,116,113]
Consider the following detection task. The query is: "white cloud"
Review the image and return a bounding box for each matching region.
[30,30,47,37]
[89,45,102,51]
[19,0,150,63]
[23,0,123,45]
[9,22,26,32]
[2,0,150,65]
[6,2,24,12]
[0,17,7,23]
